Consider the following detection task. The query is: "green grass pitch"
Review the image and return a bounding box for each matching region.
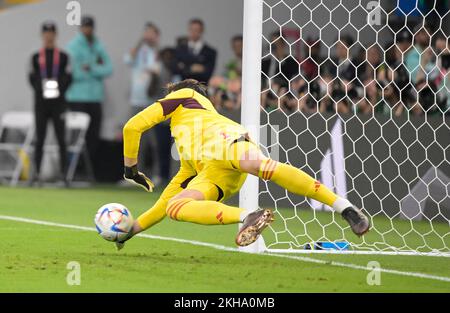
[0,185,449,292]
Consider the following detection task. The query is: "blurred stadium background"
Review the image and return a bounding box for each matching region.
[0,0,449,292]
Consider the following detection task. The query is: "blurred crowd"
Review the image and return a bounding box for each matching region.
[28,17,221,184]
[210,27,450,118]
[27,15,449,184]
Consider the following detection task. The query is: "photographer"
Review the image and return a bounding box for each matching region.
[124,22,161,113]
[28,21,72,184]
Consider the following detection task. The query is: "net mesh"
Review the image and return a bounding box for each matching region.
[258,0,450,255]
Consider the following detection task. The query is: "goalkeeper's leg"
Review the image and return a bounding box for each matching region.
[230,141,370,236]
[165,181,274,246]
[115,188,175,250]
[165,182,244,225]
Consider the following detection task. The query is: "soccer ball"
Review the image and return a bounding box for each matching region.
[94,203,133,242]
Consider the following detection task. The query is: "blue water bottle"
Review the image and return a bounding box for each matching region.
[304,241,350,251]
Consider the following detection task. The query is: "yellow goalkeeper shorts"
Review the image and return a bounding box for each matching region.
[184,139,259,202]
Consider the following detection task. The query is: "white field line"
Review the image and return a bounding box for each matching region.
[1,214,450,283]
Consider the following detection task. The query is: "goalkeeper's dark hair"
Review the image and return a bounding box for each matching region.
[165,79,209,98]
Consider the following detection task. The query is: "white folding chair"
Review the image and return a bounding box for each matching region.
[0,111,34,186]
[65,111,94,183]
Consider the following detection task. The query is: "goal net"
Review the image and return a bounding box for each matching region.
[241,0,450,256]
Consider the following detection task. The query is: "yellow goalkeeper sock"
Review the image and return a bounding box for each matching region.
[136,197,167,230]
[166,198,244,225]
[259,159,349,212]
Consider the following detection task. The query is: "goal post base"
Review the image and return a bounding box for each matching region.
[265,248,450,258]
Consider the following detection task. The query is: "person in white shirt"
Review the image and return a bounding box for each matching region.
[124,22,161,113]
[124,23,161,177]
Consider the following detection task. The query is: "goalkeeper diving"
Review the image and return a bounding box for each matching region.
[118,79,370,249]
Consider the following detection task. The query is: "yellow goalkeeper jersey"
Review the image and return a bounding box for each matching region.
[123,88,249,173]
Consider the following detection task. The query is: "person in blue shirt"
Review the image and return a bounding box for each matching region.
[66,15,113,167]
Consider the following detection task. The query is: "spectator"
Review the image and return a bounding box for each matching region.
[335,35,356,82]
[159,48,180,89]
[396,28,413,55]
[356,45,383,83]
[328,80,351,114]
[28,21,72,185]
[124,22,161,112]
[174,18,217,83]
[434,34,448,55]
[262,32,299,88]
[413,33,449,115]
[383,30,415,116]
[432,35,450,113]
[208,75,241,112]
[316,35,355,114]
[222,78,241,111]
[176,36,188,48]
[225,35,243,79]
[123,22,161,177]
[355,45,385,114]
[261,32,299,112]
[208,34,243,112]
[153,47,179,184]
[66,16,113,168]
[319,35,355,83]
[301,39,322,81]
[405,25,430,84]
[416,34,448,89]
[382,53,406,116]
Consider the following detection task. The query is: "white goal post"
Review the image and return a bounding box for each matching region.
[240,0,450,256]
[240,0,265,253]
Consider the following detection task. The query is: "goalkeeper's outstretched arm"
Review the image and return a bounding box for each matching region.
[117,160,196,249]
[123,102,168,161]
[123,102,169,191]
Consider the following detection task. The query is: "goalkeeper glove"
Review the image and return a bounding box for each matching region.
[124,165,154,192]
